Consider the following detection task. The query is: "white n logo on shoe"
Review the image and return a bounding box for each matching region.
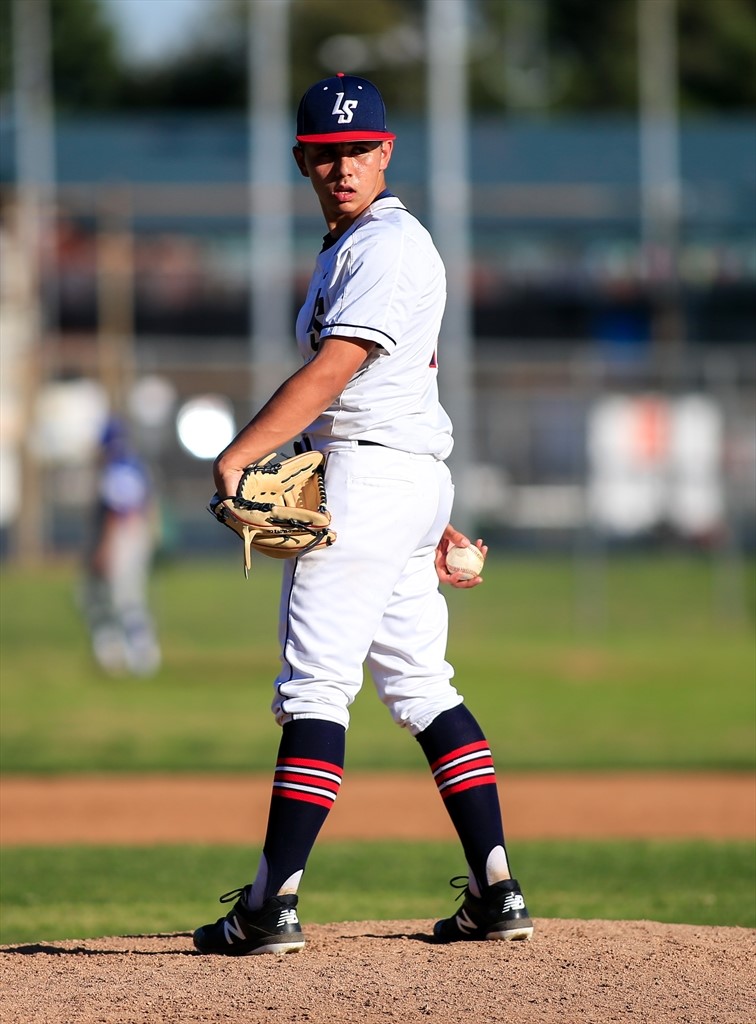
[502,893,526,913]
[224,915,247,944]
[454,908,478,934]
[278,908,299,927]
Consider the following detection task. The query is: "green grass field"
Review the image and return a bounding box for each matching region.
[1,555,754,772]
[1,555,754,942]
[1,839,753,944]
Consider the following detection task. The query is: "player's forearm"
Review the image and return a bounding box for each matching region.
[213,362,344,493]
[214,339,372,495]
[222,377,326,462]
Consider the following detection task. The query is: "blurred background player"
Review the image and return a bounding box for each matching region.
[80,416,161,677]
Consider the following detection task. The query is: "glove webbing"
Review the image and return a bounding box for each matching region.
[240,521,332,577]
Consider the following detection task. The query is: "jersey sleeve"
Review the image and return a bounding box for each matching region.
[319,223,419,353]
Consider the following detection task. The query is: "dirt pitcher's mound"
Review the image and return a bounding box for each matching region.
[2,918,753,1024]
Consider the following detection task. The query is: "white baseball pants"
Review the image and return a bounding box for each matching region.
[272,442,464,734]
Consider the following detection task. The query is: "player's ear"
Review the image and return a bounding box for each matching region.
[292,145,310,178]
[378,140,394,171]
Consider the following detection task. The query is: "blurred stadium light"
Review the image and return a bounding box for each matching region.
[30,378,109,464]
[176,395,235,460]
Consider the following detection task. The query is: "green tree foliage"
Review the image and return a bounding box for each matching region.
[1,0,754,114]
[546,0,640,112]
[118,0,425,111]
[119,45,248,111]
[475,0,756,113]
[0,0,11,96]
[52,0,123,109]
[288,0,426,114]
[678,0,756,111]
[0,0,123,111]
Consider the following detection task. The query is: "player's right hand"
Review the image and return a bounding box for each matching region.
[435,525,487,589]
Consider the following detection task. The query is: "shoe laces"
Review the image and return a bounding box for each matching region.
[219,886,247,905]
[448,875,470,901]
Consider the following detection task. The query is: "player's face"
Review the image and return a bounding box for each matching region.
[294,140,394,234]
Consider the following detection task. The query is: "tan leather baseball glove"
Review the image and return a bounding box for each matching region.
[207,451,336,576]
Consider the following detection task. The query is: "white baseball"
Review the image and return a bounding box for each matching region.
[445,544,485,581]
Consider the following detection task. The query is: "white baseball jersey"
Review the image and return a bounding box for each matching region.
[295,194,454,460]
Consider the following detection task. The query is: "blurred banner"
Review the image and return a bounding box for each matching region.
[587,393,723,539]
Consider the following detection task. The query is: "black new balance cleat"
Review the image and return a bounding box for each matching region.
[433,876,534,942]
[193,886,305,956]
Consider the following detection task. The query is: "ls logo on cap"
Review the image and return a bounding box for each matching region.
[332,93,358,124]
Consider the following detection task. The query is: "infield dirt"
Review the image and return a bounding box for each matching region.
[2,770,753,844]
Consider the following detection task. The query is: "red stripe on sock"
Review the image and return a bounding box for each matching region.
[439,774,498,799]
[274,770,341,794]
[271,786,335,809]
[430,740,491,773]
[434,754,494,786]
[276,756,344,778]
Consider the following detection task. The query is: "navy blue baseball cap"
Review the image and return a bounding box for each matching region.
[296,73,396,144]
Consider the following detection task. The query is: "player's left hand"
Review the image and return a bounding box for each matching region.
[435,524,487,589]
[213,455,245,500]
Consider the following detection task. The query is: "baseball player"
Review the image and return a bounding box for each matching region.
[193,74,533,955]
[81,417,161,677]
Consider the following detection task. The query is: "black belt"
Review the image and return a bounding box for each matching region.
[300,436,384,451]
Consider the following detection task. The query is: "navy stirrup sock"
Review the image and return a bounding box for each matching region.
[416,705,508,889]
[261,719,345,900]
